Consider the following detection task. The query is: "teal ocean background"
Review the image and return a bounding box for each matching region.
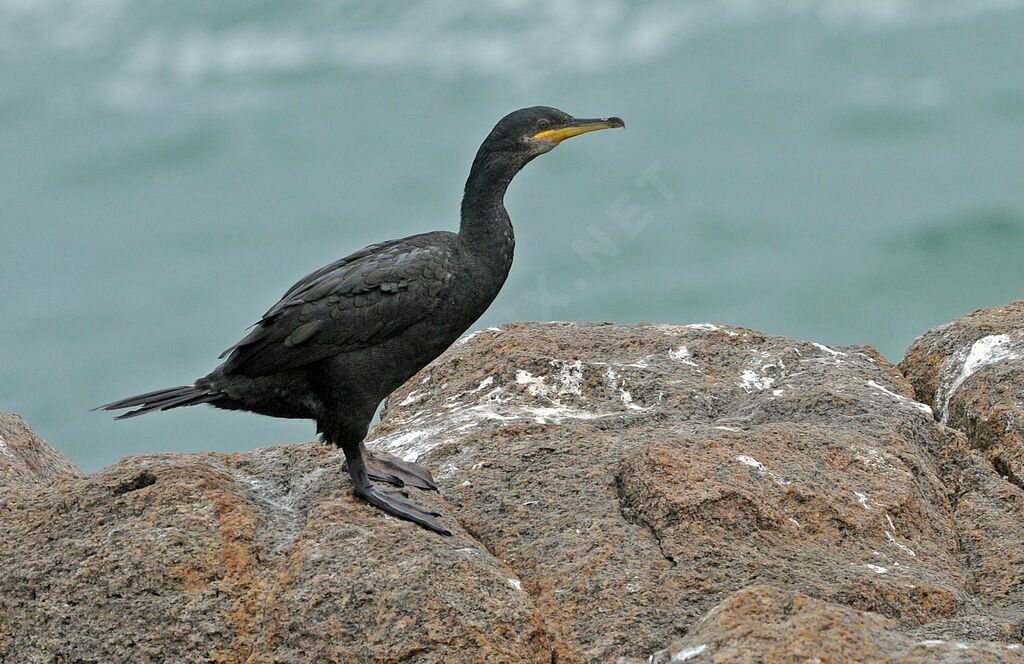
[2,1,1023,472]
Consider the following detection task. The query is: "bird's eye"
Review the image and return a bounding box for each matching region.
[536,119,551,131]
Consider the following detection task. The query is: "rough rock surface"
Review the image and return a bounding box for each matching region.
[0,445,548,663]
[0,413,81,489]
[901,300,1024,484]
[900,300,1024,645]
[368,321,1024,661]
[2,309,1024,663]
[626,585,1024,664]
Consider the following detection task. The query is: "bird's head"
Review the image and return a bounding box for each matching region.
[479,106,625,163]
[461,106,624,231]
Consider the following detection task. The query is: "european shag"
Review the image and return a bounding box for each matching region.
[99,107,624,535]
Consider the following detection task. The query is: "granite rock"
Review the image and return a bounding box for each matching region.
[371,321,1021,660]
[3,310,1024,662]
[630,585,1023,664]
[0,413,81,489]
[0,445,549,662]
[900,300,1024,646]
[900,300,1024,482]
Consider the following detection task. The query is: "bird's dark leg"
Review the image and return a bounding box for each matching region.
[357,442,439,491]
[341,443,451,536]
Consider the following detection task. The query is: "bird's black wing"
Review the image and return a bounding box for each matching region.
[219,233,457,377]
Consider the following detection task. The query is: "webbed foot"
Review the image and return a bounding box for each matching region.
[355,485,451,536]
[348,452,439,491]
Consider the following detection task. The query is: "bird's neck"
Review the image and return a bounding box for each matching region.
[459,150,521,266]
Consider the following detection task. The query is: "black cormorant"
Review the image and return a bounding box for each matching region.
[99,107,624,535]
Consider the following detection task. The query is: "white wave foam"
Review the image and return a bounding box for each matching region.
[6,0,1024,91]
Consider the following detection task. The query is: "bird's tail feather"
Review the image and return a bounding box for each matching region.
[96,384,216,420]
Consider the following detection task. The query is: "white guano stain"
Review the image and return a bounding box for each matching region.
[650,324,684,336]
[372,354,663,457]
[885,530,917,558]
[853,491,871,510]
[453,326,502,347]
[515,369,549,396]
[398,390,422,407]
[516,361,585,400]
[936,334,1023,424]
[735,455,765,471]
[683,323,738,337]
[866,380,934,416]
[369,427,438,462]
[389,381,615,446]
[0,434,15,461]
[557,361,586,396]
[605,367,646,411]
[620,356,653,369]
[734,455,791,486]
[668,345,699,367]
[916,640,968,650]
[670,644,708,662]
[738,369,775,393]
[468,376,494,394]
[470,403,608,424]
[651,322,735,337]
[812,342,846,357]
[453,330,482,346]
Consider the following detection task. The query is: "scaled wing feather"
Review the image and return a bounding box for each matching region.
[220,233,456,376]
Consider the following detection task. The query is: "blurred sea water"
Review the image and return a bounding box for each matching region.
[2,0,1023,471]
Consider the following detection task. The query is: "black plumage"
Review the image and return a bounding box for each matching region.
[99,106,624,534]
